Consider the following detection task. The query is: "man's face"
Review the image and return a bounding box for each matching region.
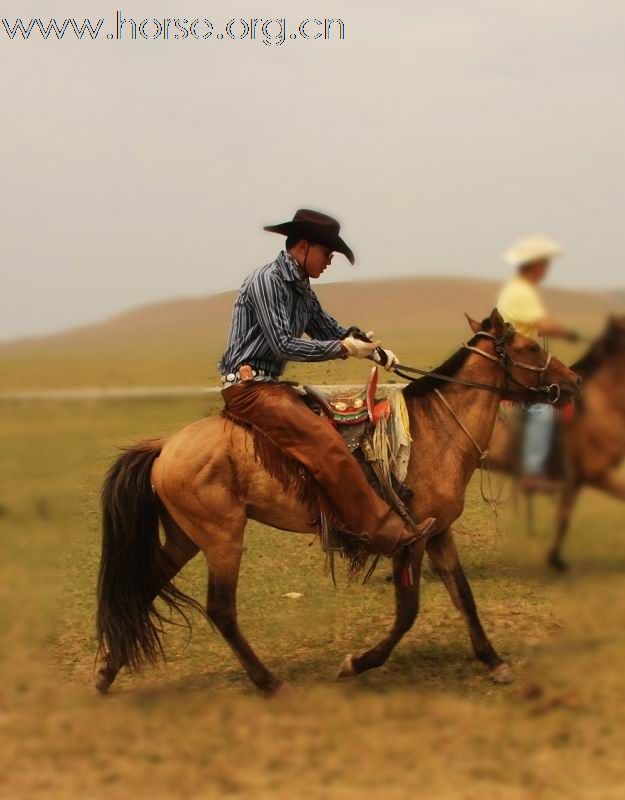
[522,259,550,284]
[302,242,334,279]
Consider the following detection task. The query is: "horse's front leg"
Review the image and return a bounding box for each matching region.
[337,543,424,679]
[426,528,512,683]
[547,485,580,572]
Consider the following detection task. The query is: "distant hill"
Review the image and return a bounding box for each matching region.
[1,278,624,391]
[607,289,625,307]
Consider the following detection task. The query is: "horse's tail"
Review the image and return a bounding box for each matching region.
[96,439,203,672]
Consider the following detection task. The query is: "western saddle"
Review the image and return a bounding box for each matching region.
[303,366,391,429]
[301,366,415,562]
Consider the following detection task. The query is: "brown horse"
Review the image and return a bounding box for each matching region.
[95,309,580,696]
[490,315,625,571]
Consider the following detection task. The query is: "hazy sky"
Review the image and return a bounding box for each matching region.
[2,0,624,340]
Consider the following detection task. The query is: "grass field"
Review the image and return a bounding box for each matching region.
[2,389,625,799]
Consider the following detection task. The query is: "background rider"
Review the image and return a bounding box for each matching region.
[497,235,581,491]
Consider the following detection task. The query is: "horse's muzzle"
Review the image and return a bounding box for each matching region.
[553,376,582,405]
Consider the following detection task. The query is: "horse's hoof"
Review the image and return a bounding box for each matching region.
[261,679,291,699]
[548,554,569,573]
[490,662,513,684]
[267,681,292,700]
[95,674,113,695]
[336,654,357,680]
[95,666,117,694]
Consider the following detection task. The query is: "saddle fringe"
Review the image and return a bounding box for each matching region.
[221,410,372,581]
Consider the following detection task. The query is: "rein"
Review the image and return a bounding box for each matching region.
[433,387,503,515]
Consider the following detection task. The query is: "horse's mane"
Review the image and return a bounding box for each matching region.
[570,345,601,380]
[570,322,625,380]
[403,319,492,400]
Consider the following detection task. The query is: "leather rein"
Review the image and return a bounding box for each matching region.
[391,329,562,405]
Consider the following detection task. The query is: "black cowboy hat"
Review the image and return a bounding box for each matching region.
[263,209,355,264]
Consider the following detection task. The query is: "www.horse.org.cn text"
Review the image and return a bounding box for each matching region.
[1,14,347,46]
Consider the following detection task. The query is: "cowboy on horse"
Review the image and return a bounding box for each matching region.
[94,228,579,693]
[497,235,581,491]
[218,208,436,556]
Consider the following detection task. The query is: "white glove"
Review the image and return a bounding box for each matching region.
[373,348,399,371]
[341,335,380,359]
[364,332,399,371]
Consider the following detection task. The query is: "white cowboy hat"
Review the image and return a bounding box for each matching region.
[503,235,563,268]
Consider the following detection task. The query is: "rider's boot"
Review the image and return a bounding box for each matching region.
[367,510,436,557]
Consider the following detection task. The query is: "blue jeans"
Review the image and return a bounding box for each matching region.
[523,404,555,475]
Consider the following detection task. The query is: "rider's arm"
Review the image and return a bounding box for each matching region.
[535,318,580,341]
[305,292,348,341]
[247,270,344,362]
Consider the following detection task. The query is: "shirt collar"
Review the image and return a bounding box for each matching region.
[278,250,310,290]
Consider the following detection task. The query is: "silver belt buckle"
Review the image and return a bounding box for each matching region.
[221,368,265,386]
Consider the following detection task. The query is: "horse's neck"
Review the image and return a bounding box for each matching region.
[589,355,625,416]
[404,351,504,485]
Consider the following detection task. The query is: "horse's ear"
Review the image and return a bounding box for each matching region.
[490,308,506,334]
[465,313,482,334]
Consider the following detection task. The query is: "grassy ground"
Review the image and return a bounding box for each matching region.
[2,395,625,799]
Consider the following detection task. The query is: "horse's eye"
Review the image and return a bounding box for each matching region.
[531,344,540,354]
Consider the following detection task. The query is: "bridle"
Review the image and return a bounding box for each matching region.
[388,325,562,514]
[392,326,562,405]
[464,330,561,404]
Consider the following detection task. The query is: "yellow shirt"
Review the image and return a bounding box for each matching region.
[497,276,546,338]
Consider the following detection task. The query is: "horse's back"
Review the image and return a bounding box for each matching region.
[152,414,248,495]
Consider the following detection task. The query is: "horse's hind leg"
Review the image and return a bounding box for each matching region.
[204,522,284,695]
[95,505,199,693]
[547,486,579,572]
[337,543,424,679]
[179,504,284,695]
[426,529,512,684]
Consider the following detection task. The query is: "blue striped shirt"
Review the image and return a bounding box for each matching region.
[218,250,347,377]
